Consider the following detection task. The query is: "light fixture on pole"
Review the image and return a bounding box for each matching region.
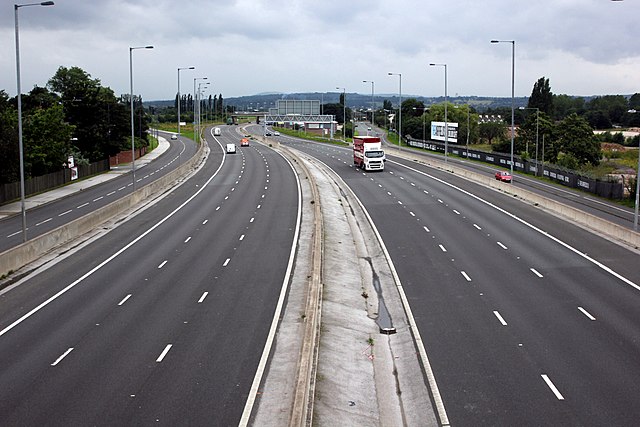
[388,73,402,150]
[14,1,55,242]
[336,87,346,140]
[177,66,194,137]
[129,45,153,191]
[430,63,448,163]
[362,80,374,134]
[491,39,516,181]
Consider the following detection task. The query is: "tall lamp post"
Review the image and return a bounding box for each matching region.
[388,73,402,150]
[336,87,346,140]
[491,39,516,180]
[362,80,374,133]
[430,63,448,162]
[14,1,55,242]
[193,77,207,142]
[198,81,210,143]
[519,106,539,175]
[129,45,153,191]
[177,66,194,136]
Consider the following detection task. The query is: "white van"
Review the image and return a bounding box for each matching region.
[214,127,221,136]
[226,143,236,154]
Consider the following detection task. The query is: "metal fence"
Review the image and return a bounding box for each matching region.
[406,138,624,199]
[0,159,110,205]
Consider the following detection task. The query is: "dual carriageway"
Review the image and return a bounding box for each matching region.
[0,123,638,425]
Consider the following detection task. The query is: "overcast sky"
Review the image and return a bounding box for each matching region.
[1,0,639,102]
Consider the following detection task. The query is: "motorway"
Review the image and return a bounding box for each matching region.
[0,126,300,425]
[0,131,198,253]
[257,125,640,426]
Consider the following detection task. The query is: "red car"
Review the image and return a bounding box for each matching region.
[240,138,249,147]
[495,170,512,183]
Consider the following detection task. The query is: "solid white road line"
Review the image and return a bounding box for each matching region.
[118,294,132,306]
[51,347,74,366]
[156,344,172,363]
[530,268,544,278]
[541,374,565,400]
[493,310,508,326]
[198,292,208,303]
[578,306,596,321]
[157,260,167,269]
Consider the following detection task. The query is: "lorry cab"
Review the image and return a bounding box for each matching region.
[353,136,385,171]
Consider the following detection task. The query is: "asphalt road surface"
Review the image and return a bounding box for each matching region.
[0,131,198,252]
[263,127,640,426]
[0,125,300,426]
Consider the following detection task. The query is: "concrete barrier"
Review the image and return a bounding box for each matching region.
[0,142,206,279]
[390,146,640,250]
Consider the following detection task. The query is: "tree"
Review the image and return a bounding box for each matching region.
[22,103,74,177]
[0,90,19,184]
[552,94,585,120]
[383,99,393,111]
[554,113,601,166]
[479,121,507,147]
[48,66,132,161]
[528,77,553,115]
[515,111,554,158]
[629,93,640,110]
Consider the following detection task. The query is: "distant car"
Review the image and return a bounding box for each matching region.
[226,143,236,154]
[273,131,280,136]
[265,131,272,136]
[171,134,178,140]
[240,138,249,146]
[368,127,372,131]
[495,170,512,183]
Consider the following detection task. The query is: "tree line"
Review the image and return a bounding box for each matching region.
[0,66,151,185]
[370,77,639,171]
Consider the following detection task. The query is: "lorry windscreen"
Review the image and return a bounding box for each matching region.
[365,150,384,158]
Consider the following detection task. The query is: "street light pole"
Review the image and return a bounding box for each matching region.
[388,73,402,150]
[193,77,207,142]
[129,45,153,191]
[491,39,516,180]
[336,87,346,140]
[430,64,448,162]
[177,66,195,136]
[14,1,54,242]
[362,80,374,133]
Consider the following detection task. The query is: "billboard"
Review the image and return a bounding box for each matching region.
[431,121,458,143]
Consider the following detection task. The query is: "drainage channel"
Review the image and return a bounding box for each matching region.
[364,256,396,335]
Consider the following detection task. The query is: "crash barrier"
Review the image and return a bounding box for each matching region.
[393,144,640,250]
[406,138,624,199]
[0,142,206,279]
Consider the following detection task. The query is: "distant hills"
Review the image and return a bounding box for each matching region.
[146,92,614,112]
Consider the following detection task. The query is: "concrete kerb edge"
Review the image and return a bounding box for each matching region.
[0,141,207,279]
[389,146,640,250]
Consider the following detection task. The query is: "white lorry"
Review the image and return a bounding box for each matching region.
[353,136,385,171]
[214,127,221,136]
